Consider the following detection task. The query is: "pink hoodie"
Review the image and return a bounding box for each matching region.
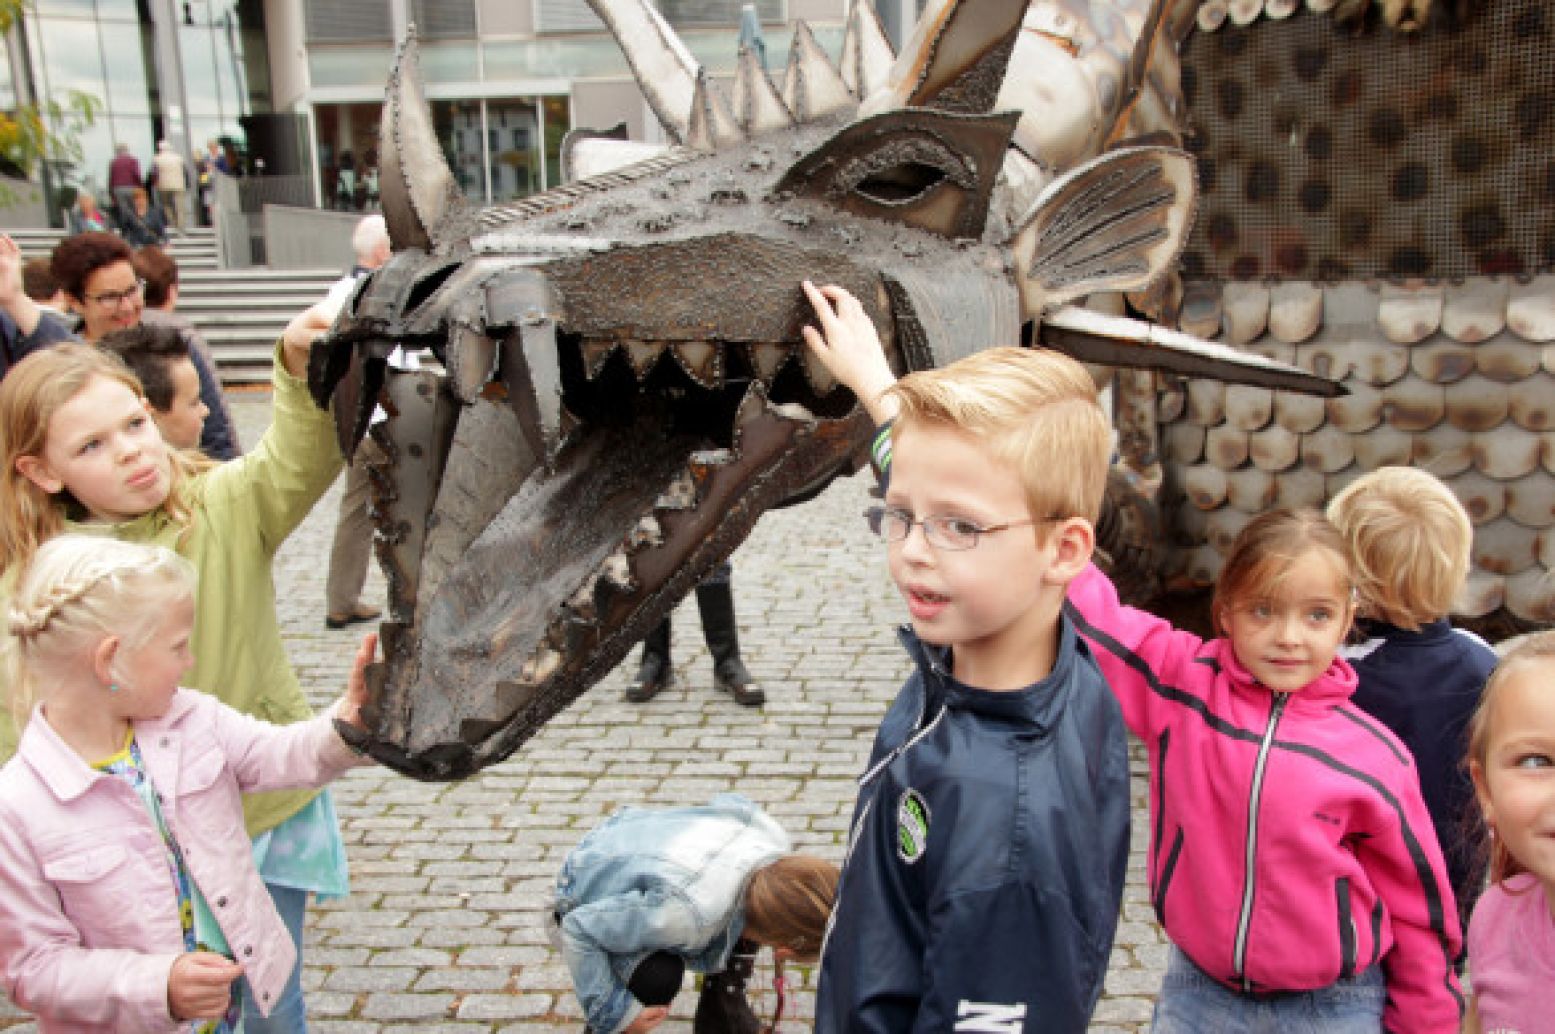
[0,689,363,1032]
[1066,565,1462,1033]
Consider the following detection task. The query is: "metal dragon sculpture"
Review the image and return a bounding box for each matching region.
[310,0,1345,780]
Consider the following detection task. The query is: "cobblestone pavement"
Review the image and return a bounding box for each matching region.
[0,391,1165,1032]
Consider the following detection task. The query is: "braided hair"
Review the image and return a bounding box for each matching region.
[3,535,195,730]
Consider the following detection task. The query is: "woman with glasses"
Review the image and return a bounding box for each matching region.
[48,232,237,460]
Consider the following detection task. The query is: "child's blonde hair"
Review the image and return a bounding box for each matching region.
[1466,631,1555,885]
[886,346,1111,528]
[1326,467,1472,630]
[0,343,200,571]
[742,854,839,964]
[3,535,195,730]
[1213,508,1353,637]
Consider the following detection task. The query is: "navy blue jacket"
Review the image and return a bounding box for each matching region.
[814,624,1130,1034]
[0,309,75,380]
[1341,619,1495,928]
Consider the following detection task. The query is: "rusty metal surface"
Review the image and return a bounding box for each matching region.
[308,0,1344,780]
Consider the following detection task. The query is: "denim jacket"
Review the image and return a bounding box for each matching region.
[555,794,790,1034]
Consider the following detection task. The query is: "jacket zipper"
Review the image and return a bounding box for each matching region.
[1233,691,1288,990]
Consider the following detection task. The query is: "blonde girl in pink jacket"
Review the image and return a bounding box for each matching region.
[0,535,375,1032]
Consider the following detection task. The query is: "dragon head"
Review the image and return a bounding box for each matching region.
[310,0,1334,780]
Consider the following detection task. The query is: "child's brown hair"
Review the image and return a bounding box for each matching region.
[1326,467,1473,630]
[1212,508,1353,637]
[742,855,839,964]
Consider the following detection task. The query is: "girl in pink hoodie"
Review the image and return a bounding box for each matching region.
[0,535,375,1032]
[1067,507,1463,1033]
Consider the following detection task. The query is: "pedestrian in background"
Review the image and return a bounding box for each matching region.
[107,143,142,229]
[151,140,188,233]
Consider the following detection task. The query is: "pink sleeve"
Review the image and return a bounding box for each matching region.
[200,695,365,792]
[0,803,181,1031]
[1065,563,1208,738]
[1360,768,1464,1033]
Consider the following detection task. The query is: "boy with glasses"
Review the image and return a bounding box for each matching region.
[799,281,1130,1033]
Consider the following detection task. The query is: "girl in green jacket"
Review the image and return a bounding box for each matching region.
[0,300,352,1032]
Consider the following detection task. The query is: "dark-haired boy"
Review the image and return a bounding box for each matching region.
[98,323,210,450]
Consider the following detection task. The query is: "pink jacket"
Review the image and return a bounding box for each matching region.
[1066,565,1462,1033]
[0,689,363,1032]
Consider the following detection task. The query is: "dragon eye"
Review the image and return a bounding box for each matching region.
[835,139,974,207]
[775,109,1019,239]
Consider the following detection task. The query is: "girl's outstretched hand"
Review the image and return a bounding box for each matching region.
[167,951,242,1020]
[280,293,346,378]
[625,1006,669,1033]
[799,280,900,424]
[336,631,378,734]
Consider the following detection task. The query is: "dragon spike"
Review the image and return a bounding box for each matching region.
[1008,145,1196,318]
[838,0,896,100]
[863,0,1026,117]
[780,20,854,123]
[585,0,700,144]
[380,27,464,251]
[732,44,795,136]
[685,69,745,152]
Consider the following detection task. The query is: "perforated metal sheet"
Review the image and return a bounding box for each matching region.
[1180,2,1555,282]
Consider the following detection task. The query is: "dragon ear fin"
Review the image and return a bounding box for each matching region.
[586,0,700,144]
[685,69,746,151]
[840,0,896,101]
[875,0,1026,114]
[380,27,464,252]
[781,20,854,122]
[732,45,794,136]
[1008,145,1197,317]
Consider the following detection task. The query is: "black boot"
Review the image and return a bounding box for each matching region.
[624,618,672,702]
[697,579,764,706]
[693,939,762,1034]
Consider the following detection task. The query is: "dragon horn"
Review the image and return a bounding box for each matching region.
[685,69,746,151]
[379,27,463,251]
[586,0,700,144]
[863,0,1027,116]
[732,45,794,136]
[781,20,854,123]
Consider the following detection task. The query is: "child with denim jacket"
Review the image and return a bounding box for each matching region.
[554,793,836,1034]
[0,535,375,1031]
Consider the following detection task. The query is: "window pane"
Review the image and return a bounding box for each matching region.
[36,18,107,100]
[314,101,381,211]
[430,98,485,202]
[486,98,537,202]
[100,18,157,116]
[542,95,570,194]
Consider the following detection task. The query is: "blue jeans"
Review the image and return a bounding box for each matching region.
[239,882,310,1033]
[1151,947,1384,1034]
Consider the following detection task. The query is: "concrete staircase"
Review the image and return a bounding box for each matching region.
[11,228,342,384]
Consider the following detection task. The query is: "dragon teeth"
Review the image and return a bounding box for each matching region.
[654,470,699,511]
[799,346,839,395]
[626,514,663,549]
[670,341,724,388]
[518,646,562,684]
[581,339,619,380]
[747,342,792,386]
[625,339,668,379]
[599,551,636,592]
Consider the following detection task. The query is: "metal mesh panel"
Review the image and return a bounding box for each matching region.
[1180,3,1555,282]
[410,0,477,39]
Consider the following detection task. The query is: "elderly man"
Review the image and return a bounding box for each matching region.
[151,140,189,232]
[107,142,143,228]
[322,214,415,628]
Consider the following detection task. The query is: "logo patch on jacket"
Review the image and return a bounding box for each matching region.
[897,788,930,864]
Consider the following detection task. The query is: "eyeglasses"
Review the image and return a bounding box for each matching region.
[86,279,145,308]
[864,505,1045,551]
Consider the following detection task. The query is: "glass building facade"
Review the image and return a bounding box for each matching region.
[1,0,854,224]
